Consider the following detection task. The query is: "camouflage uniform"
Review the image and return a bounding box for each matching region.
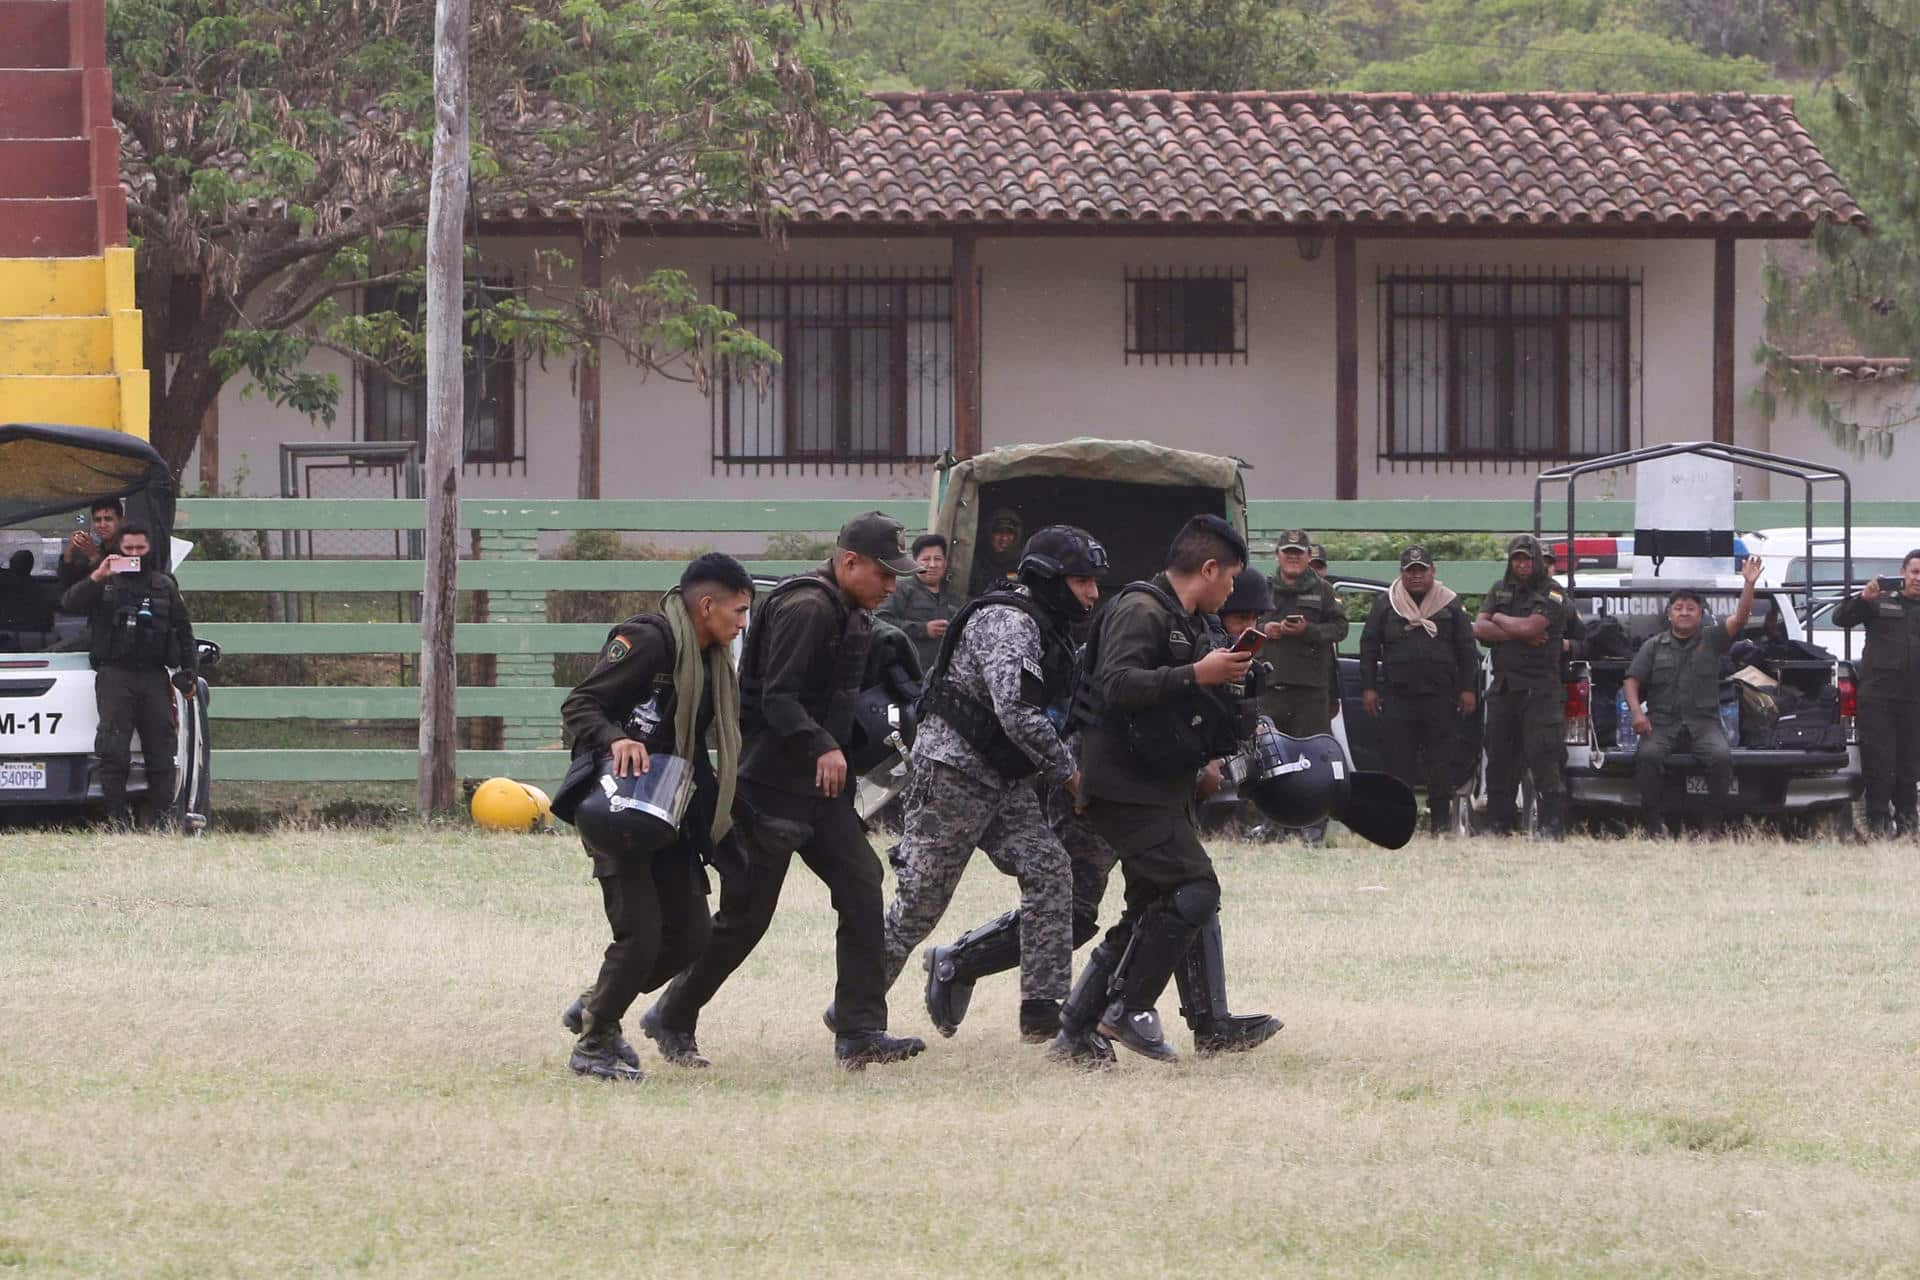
[882,604,1078,1003]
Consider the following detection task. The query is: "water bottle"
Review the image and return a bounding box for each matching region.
[1719,696,1740,747]
[1615,690,1637,753]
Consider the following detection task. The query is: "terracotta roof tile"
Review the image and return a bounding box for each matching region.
[1787,355,1911,382]
[550,90,1862,233]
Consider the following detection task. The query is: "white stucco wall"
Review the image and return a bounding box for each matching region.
[197,228,1909,507]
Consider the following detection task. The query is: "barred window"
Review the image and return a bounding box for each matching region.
[712,270,953,471]
[1378,268,1641,469]
[361,281,521,469]
[1125,268,1246,364]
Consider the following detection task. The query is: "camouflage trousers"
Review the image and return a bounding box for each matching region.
[883,757,1074,1003]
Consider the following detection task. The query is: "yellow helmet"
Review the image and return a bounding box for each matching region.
[471,776,541,832]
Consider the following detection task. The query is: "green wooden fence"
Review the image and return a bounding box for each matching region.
[172,497,1920,785]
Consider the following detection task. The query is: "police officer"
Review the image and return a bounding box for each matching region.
[58,526,196,829]
[1474,534,1575,837]
[876,533,961,674]
[970,509,1024,596]
[1261,529,1348,738]
[1832,550,1920,837]
[1622,559,1762,837]
[882,526,1103,1045]
[647,513,927,1069]
[556,553,754,1080]
[1057,514,1266,1063]
[1359,545,1478,835]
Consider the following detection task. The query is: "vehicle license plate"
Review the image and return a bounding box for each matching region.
[0,760,47,790]
[1684,775,1738,796]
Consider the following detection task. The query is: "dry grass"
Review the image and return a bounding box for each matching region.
[3,828,1919,1277]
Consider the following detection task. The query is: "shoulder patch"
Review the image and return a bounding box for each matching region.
[1022,655,1044,679]
[1547,590,1564,603]
[604,636,631,662]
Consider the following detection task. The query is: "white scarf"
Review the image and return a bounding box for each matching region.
[1388,577,1457,637]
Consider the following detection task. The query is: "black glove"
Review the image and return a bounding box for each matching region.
[171,670,197,695]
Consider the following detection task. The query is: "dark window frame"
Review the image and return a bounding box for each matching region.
[359,279,522,470]
[1124,267,1247,365]
[1378,268,1641,471]
[711,269,954,472]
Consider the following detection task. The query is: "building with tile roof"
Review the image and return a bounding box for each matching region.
[195,90,1917,503]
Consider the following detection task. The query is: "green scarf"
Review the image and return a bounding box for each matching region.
[661,588,739,843]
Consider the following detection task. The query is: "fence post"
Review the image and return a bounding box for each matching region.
[476,525,560,752]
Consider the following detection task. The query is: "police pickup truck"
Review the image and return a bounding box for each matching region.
[0,424,216,830]
[1556,577,1858,833]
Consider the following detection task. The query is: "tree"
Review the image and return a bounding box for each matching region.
[835,0,1045,90]
[1758,0,1920,454]
[111,0,860,475]
[1028,0,1337,90]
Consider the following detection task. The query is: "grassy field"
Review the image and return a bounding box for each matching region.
[3,828,1918,1277]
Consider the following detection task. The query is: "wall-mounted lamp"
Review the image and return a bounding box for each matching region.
[1296,233,1325,262]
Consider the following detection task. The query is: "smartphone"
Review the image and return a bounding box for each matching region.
[1231,627,1265,655]
[1879,576,1902,592]
[104,554,142,574]
[1284,613,1305,625]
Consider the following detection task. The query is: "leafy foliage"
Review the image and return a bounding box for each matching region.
[1028,0,1337,90]
[1758,0,1920,454]
[112,0,861,473]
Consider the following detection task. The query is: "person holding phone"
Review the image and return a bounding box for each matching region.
[58,526,197,829]
[56,498,124,590]
[1833,550,1920,837]
[1359,546,1479,836]
[1258,531,1349,813]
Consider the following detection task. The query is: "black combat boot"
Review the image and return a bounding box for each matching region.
[1049,940,1121,1067]
[1175,914,1282,1057]
[1019,999,1063,1043]
[1096,908,1199,1063]
[639,998,710,1068]
[923,909,1023,1037]
[562,991,640,1069]
[1536,792,1567,840]
[569,1024,644,1082]
[834,1029,927,1069]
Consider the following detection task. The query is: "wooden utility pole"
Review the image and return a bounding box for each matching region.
[418,0,470,815]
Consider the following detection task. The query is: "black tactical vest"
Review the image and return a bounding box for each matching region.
[1073,580,1248,778]
[919,584,1075,780]
[738,570,871,747]
[91,574,182,669]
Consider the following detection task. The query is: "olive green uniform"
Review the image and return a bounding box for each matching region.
[1626,623,1734,827]
[1261,569,1347,737]
[875,575,960,674]
[1479,574,1573,833]
[1359,591,1477,830]
[1833,589,1920,834]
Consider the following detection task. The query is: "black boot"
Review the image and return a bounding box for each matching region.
[1019,999,1062,1043]
[569,1024,643,1081]
[562,991,640,1069]
[1174,914,1282,1057]
[834,1029,927,1069]
[639,998,710,1069]
[1096,907,1200,1063]
[1049,940,1121,1066]
[923,909,1023,1038]
[1536,791,1567,840]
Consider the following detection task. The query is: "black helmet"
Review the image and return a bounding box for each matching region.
[571,753,695,855]
[1221,566,1274,616]
[1018,525,1108,621]
[846,684,906,774]
[1240,724,1350,828]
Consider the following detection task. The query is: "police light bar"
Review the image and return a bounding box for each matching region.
[1549,538,1624,569]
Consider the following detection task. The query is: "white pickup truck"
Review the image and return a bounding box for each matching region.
[0,423,215,830]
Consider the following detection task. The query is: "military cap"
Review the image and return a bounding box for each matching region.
[1400,545,1435,569]
[837,511,919,574]
[1277,529,1312,553]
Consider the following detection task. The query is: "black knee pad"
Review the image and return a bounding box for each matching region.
[1167,879,1220,927]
